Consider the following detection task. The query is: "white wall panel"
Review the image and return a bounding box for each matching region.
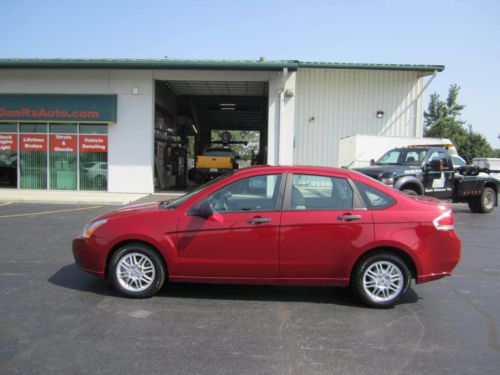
[294,68,425,167]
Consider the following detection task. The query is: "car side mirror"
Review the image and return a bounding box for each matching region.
[370,159,375,166]
[191,201,213,218]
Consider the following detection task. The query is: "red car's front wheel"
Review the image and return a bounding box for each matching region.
[108,243,166,298]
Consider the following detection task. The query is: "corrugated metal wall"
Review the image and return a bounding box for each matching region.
[293,68,424,166]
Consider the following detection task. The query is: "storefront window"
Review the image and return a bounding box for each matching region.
[49,124,77,190]
[79,130,108,191]
[20,123,47,133]
[1,122,108,191]
[0,123,18,188]
[79,124,108,134]
[50,123,78,134]
[20,130,48,189]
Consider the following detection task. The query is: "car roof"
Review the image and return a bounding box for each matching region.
[235,165,352,176]
[205,147,233,151]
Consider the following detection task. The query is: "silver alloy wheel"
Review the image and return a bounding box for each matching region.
[362,261,404,302]
[483,190,495,210]
[116,252,156,292]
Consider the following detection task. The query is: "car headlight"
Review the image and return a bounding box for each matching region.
[82,219,108,238]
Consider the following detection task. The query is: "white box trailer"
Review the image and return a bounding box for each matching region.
[473,158,500,180]
[338,134,455,168]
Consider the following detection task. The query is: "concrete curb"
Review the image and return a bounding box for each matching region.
[0,191,149,205]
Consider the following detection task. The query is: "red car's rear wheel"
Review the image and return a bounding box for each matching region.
[352,252,411,308]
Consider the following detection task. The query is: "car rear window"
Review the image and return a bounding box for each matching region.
[354,181,395,210]
[204,149,233,157]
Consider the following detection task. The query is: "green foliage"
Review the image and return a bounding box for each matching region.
[424,85,493,161]
[494,149,500,158]
[460,126,494,162]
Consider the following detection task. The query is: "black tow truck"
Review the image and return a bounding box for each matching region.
[353,145,499,213]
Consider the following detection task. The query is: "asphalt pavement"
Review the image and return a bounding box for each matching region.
[0,200,499,374]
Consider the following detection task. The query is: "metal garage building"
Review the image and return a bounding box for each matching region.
[0,59,443,194]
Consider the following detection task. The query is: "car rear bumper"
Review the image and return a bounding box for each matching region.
[416,229,461,284]
[196,168,232,175]
[417,271,452,283]
[72,237,105,278]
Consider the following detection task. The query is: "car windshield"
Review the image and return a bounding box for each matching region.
[204,148,233,157]
[376,149,426,166]
[160,170,237,209]
[451,156,465,167]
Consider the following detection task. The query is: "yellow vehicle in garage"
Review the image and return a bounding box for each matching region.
[194,147,239,183]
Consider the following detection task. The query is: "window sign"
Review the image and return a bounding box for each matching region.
[0,133,17,151]
[50,134,77,152]
[20,134,47,152]
[79,135,108,153]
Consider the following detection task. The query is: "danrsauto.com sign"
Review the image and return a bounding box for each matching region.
[0,94,117,122]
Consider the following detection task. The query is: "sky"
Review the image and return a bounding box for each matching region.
[1,0,498,147]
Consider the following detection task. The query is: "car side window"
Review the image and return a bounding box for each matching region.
[354,181,395,210]
[289,174,353,211]
[428,150,447,162]
[204,174,282,213]
[427,150,451,169]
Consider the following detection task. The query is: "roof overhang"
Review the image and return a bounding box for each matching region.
[0,58,445,73]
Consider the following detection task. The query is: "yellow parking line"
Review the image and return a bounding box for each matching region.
[0,202,13,207]
[0,205,102,219]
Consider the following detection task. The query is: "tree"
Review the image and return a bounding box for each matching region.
[460,126,494,162]
[424,85,493,161]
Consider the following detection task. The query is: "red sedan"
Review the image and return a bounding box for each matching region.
[73,166,461,308]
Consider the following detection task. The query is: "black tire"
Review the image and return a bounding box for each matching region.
[401,188,419,197]
[108,242,166,298]
[468,187,496,214]
[351,252,411,309]
[467,198,481,213]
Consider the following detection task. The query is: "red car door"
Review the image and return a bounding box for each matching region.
[279,173,374,282]
[177,173,284,278]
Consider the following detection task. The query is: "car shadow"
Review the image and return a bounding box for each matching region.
[48,264,114,296]
[49,264,420,307]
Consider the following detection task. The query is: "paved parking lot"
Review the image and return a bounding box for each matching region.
[0,199,499,374]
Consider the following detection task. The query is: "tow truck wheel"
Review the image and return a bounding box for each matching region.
[468,187,496,213]
[401,188,419,197]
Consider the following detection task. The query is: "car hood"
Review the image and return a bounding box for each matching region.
[353,165,420,179]
[96,202,162,221]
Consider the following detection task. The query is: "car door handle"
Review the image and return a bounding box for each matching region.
[246,217,271,224]
[337,214,362,222]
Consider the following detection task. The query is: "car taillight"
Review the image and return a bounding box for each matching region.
[433,210,454,231]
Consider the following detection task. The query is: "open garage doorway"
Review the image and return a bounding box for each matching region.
[153,79,268,191]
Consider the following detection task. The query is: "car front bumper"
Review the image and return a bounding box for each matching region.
[72,237,106,278]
